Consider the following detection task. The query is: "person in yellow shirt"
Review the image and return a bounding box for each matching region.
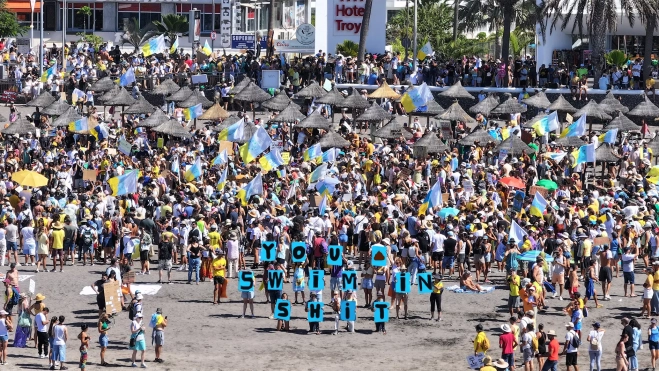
[208,226,222,250]
[50,221,65,272]
[212,249,227,305]
[430,274,444,321]
[474,324,490,355]
[507,270,521,317]
[479,356,499,371]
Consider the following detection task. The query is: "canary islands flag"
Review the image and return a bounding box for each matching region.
[509,220,528,247]
[401,82,433,113]
[560,114,586,138]
[41,62,57,82]
[68,118,88,132]
[236,173,263,206]
[170,37,179,54]
[309,163,328,183]
[90,123,109,141]
[108,170,138,196]
[303,143,322,162]
[259,149,285,172]
[417,41,434,60]
[119,67,136,87]
[216,166,228,191]
[183,103,203,121]
[321,148,341,163]
[218,121,245,142]
[142,35,166,57]
[319,194,328,216]
[212,149,228,166]
[598,128,618,144]
[418,180,442,216]
[572,142,596,167]
[184,157,203,182]
[202,40,212,56]
[529,192,548,217]
[239,126,272,163]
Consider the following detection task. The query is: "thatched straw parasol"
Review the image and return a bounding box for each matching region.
[297,110,331,130]
[318,130,351,149]
[596,143,622,163]
[573,100,612,120]
[490,95,528,115]
[605,112,641,132]
[137,109,169,128]
[355,102,393,122]
[297,81,327,99]
[367,81,401,100]
[1,117,36,135]
[166,86,194,102]
[98,86,121,104]
[89,76,116,92]
[438,81,475,100]
[41,100,70,116]
[316,86,345,105]
[212,115,244,133]
[494,135,537,155]
[628,95,659,118]
[336,87,370,109]
[152,119,193,138]
[553,136,586,148]
[233,82,271,103]
[198,103,231,121]
[231,77,252,95]
[469,94,500,116]
[178,89,214,109]
[413,132,450,154]
[52,107,83,127]
[124,96,156,115]
[261,92,300,111]
[458,128,501,146]
[27,91,56,108]
[104,88,136,107]
[269,102,306,123]
[522,91,551,109]
[599,91,629,114]
[151,79,181,95]
[435,101,476,123]
[547,95,577,113]
[523,113,547,128]
[374,118,413,140]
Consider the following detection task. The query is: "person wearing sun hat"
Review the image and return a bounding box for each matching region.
[479,355,497,371]
[499,323,517,369]
[211,249,228,305]
[50,221,65,272]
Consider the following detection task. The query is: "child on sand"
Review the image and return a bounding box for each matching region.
[276,293,290,332]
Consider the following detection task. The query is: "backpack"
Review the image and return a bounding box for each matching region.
[532,335,539,352]
[590,332,600,351]
[128,300,138,320]
[417,231,430,253]
[81,228,94,247]
[141,232,152,247]
[570,331,581,349]
[8,287,19,306]
[472,237,484,255]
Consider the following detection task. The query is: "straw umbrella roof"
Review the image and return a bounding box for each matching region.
[41,99,70,116]
[469,94,499,116]
[596,143,622,163]
[336,87,371,109]
[235,121,258,144]
[547,95,577,113]
[198,103,231,121]
[89,76,116,92]
[137,109,169,128]
[438,81,475,100]
[178,89,214,109]
[261,92,300,111]
[104,88,136,107]
[124,96,156,115]
[374,118,414,140]
[599,91,629,114]
[297,110,332,130]
[152,119,193,138]
[212,115,243,132]
[316,86,345,105]
[52,107,83,127]
[151,79,180,95]
[523,113,547,128]
[494,135,537,155]
[435,101,476,123]
[413,132,450,154]
[458,128,501,146]
[297,81,327,99]
[605,112,641,131]
[553,135,586,148]
[490,95,528,115]
[233,82,272,103]
[26,91,56,108]
[98,86,121,103]
[628,95,659,117]
[522,91,551,109]
[269,102,306,123]
[573,100,612,120]
[231,77,252,95]
[413,99,444,116]
[166,86,194,102]
[1,117,36,135]
[318,130,351,149]
[367,81,401,100]
[355,102,393,122]
[647,133,659,154]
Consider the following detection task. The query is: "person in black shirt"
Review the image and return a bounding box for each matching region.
[158,234,174,284]
[442,231,457,278]
[91,273,108,315]
[187,238,202,285]
[143,191,157,218]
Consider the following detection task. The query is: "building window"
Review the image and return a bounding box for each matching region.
[117,3,161,31]
[66,3,103,31]
[16,13,41,30]
[177,4,221,33]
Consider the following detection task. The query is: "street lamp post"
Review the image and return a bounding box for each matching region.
[62,0,67,69]
[39,0,43,73]
[412,0,418,70]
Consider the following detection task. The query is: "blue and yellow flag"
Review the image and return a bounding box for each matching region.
[108,170,138,196]
[239,126,272,163]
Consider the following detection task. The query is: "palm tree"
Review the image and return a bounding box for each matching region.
[266,0,275,58]
[541,0,657,82]
[336,40,359,57]
[77,5,92,32]
[357,0,373,61]
[640,0,659,79]
[152,14,189,48]
[121,18,156,53]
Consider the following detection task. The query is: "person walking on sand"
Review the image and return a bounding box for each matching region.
[151,308,167,364]
[586,322,604,371]
[35,307,50,359]
[51,315,68,370]
[212,249,227,305]
[129,313,147,368]
[474,324,490,355]
[77,324,89,370]
[500,323,518,371]
[541,330,559,371]
[562,322,579,371]
[98,313,110,366]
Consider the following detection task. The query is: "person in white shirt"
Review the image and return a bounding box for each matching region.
[621,246,639,297]
[35,306,50,359]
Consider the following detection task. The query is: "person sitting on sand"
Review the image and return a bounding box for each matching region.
[461,272,483,292]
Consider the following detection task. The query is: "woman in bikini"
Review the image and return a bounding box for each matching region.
[78,324,89,370]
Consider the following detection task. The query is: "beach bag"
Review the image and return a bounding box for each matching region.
[18,311,31,328]
[590,334,600,351]
[9,287,19,306]
[570,331,581,348]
